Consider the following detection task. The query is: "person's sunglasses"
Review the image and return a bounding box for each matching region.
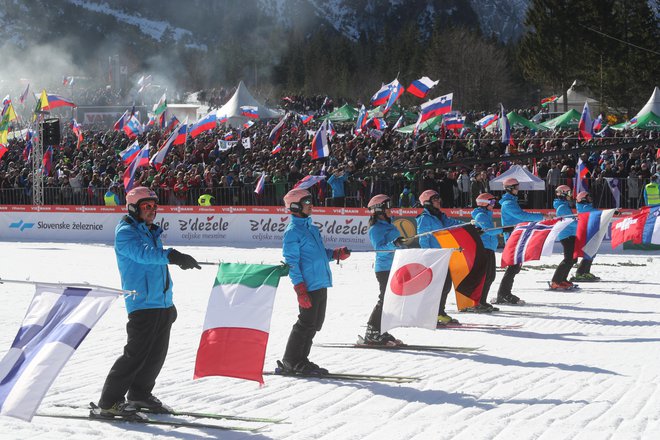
[430,195,441,202]
[139,201,158,211]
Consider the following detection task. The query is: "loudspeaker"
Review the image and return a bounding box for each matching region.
[42,118,61,145]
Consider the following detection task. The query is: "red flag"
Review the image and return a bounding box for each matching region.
[611,209,650,248]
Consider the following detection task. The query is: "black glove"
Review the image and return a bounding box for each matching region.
[168,249,201,270]
[393,237,407,248]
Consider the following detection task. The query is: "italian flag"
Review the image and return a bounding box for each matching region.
[153,93,167,116]
[194,263,287,384]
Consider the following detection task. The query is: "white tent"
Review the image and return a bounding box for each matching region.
[216,81,282,127]
[549,80,601,114]
[632,86,660,121]
[489,165,546,191]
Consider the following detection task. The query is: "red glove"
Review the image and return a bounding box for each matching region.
[332,247,351,261]
[294,282,312,309]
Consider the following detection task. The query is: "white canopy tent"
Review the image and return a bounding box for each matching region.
[631,86,660,121]
[215,81,282,127]
[549,80,601,114]
[489,165,546,191]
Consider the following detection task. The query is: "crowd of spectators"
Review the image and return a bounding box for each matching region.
[1,97,658,210]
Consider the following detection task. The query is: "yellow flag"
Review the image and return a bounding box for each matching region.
[0,129,7,145]
[35,89,49,113]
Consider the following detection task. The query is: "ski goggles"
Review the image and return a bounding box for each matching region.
[300,197,313,205]
[139,201,158,211]
[487,198,497,206]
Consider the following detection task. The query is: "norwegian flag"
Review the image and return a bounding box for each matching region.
[501,218,573,267]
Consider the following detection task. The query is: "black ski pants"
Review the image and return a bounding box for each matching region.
[367,271,390,332]
[99,306,177,408]
[283,288,327,366]
[552,236,577,283]
[497,264,521,299]
[576,258,593,275]
[438,271,453,315]
[480,250,497,305]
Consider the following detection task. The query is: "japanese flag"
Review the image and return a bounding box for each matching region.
[381,249,453,333]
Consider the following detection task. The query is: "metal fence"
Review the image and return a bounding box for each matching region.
[0,176,653,209]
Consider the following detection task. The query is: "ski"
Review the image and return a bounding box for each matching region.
[437,322,524,330]
[492,309,551,316]
[315,336,479,353]
[266,362,420,383]
[35,405,266,433]
[50,403,285,424]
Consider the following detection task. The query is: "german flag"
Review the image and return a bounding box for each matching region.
[433,225,487,311]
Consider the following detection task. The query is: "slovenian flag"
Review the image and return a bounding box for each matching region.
[190,113,217,138]
[476,113,499,129]
[574,209,617,259]
[370,82,391,107]
[113,110,129,131]
[271,144,282,155]
[419,93,453,123]
[123,144,150,191]
[42,145,53,176]
[500,103,515,149]
[406,77,439,99]
[310,120,330,160]
[123,115,142,139]
[299,113,313,125]
[268,116,287,145]
[383,79,403,113]
[241,106,259,119]
[194,263,288,384]
[575,157,590,195]
[119,140,141,164]
[578,101,593,141]
[444,115,465,132]
[150,125,181,171]
[355,105,368,134]
[173,120,189,145]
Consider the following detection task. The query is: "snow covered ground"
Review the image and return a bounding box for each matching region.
[1,242,660,439]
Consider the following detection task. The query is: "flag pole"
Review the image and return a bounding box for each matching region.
[374,247,463,253]
[409,222,474,239]
[0,278,133,295]
[480,214,580,234]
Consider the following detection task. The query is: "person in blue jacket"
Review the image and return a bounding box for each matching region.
[571,191,601,282]
[469,193,502,312]
[98,187,200,418]
[549,185,578,290]
[326,167,349,207]
[365,194,407,345]
[416,189,463,324]
[496,178,553,304]
[280,188,350,375]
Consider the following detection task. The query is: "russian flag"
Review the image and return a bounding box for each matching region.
[119,140,141,164]
[124,144,150,191]
[190,113,217,138]
[370,83,390,107]
[476,113,499,129]
[383,79,403,113]
[45,94,76,110]
[310,120,330,160]
[254,172,266,195]
[123,115,143,139]
[419,93,453,123]
[42,145,53,176]
[578,101,593,141]
[499,104,515,149]
[574,209,617,259]
[406,77,439,99]
[268,117,287,145]
[240,106,259,119]
[173,120,189,145]
[271,144,282,155]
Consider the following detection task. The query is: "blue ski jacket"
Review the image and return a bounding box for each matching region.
[471,207,499,251]
[499,192,544,243]
[283,215,333,291]
[554,198,577,240]
[115,216,173,314]
[369,219,401,272]
[416,208,463,248]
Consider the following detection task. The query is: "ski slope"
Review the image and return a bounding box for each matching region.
[1,242,659,439]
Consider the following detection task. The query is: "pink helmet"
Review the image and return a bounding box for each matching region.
[556,184,572,198]
[576,191,590,203]
[503,177,519,188]
[368,194,391,212]
[476,193,496,207]
[126,186,158,217]
[419,189,439,206]
[283,188,312,212]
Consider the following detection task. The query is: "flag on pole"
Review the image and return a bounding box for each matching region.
[240,106,259,119]
[189,112,217,138]
[71,119,83,148]
[575,158,590,195]
[194,263,288,384]
[500,104,515,149]
[380,249,453,332]
[419,93,453,124]
[150,126,180,170]
[382,79,403,113]
[501,218,573,267]
[254,172,266,194]
[476,113,498,129]
[406,77,439,98]
[578,101,593,141]
[604,178,621,208]
[268,116,287,145]
[574,209,617,259]
[355,105,368,134]
[123,144,150,191]
[42,145,53,176]
[19,83,30,104]
[293,175,326,190]
[310,120,330,160]
[153,93,167,116]
[611,206,660,248]
[0,284,118,421]
[433,225,487,310]
[541,95,559,107]
[119,140,141,165]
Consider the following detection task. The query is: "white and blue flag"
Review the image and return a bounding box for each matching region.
[0,284,118,421]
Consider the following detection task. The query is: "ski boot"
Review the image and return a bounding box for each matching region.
[128,395,173,414]
[493,293,525,305]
